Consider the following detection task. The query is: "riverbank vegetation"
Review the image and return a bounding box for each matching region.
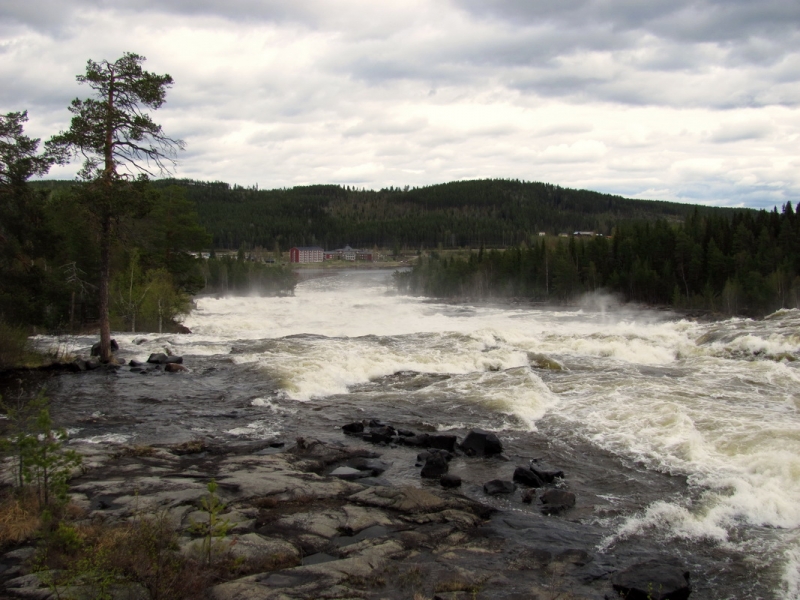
[395,204,800,316]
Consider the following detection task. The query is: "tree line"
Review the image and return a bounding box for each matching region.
[156,178,739,252]
[395,204,800,316]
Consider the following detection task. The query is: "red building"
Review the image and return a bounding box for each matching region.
[289,246,324,263]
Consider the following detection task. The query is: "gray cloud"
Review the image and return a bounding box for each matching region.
[2,0,799,208]
[708,121,775,143]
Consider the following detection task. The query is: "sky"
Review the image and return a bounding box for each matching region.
[2,0,800,209]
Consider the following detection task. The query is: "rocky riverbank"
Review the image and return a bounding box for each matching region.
[1,421,693,599]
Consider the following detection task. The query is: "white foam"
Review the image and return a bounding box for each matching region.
[226,420,281,439]
[71,433,131,445]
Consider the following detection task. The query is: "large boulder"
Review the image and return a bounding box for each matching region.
[427,434,457,452]
[420,453,449,478]
[529,460,565,483]
[91,338,119,356]
[513,466,544,487]
[460,429,503,457]
[539,489,576,515]
[342,422,365,434]
[611,560,692,600]
[440,474,462,488]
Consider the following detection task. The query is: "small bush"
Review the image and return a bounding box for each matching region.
[0,321,32,369]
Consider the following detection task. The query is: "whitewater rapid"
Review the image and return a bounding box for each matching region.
[187,270,800,597]
[37,268,800,597]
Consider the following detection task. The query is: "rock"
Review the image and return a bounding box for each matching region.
[175,324,192,334]
[521,489,536,504]
[330,467,370,481]
[529,460,565,483]
[420,453,449,478]
[539,489,576,515]
[440,474,462,488]
[368,425,396,443]
[91,338,119,356]
[342,421,365,434]
[349,486,449,514]
[396,429,415,437]
[427,434,457,452]
[400,433,430,447]
[164,363,187,373]
[164,355,183,364]
[132,336,147,345]
[513,466,545,487]
[483,479,515,495]
[129,359,144,367]
[71,358,88,371]
[147,353,169,364]
[346,458,390,476]
[611,559,692,600]
[460,429,503,457]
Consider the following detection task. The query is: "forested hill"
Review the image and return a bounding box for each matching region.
[146,178,740,251]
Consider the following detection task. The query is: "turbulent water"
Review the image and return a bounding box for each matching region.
[29,269,800,598]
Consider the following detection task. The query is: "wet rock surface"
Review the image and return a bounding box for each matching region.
[1,355,774,599]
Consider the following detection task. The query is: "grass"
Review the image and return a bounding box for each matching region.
[0,489,42,545]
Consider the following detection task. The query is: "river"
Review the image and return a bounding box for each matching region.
[29,268,800,598]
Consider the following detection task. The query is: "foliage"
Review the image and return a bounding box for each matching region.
[150,177,737,252]
[200,254,297,296]
[190,479,231,567]
[0,321,33,370]
[0,394,82,506]
[46,52,184,361]
[397,202,800,316]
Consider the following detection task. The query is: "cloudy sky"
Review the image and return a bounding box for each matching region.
[2,0,799,208]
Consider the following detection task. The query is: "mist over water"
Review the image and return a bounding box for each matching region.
[37,269,800,597]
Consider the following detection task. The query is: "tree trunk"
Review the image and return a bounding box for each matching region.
[99,211,112,362]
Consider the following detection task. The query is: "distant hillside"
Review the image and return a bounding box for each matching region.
[36,178,742,251]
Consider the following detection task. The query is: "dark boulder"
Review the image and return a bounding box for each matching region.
[396,429,415,437]
[129,359,144,367]
[420,453,449,478]
[529,460,565,483]
[175,324,192,334]
[342,422,365,434]
[540,489,576,515]
[611,560,691,600]
[483,479,515,495]
[368,425,396,443]
[521,489,536,504]
[513,466,545,487]
[164,355,183,364]
[164,363,187,373]
[427,434,457,452]
[91,339,119,357]
[147,353,169,364]
[460,429,503,457]
[400,433,430,447]
[440,473,462,488]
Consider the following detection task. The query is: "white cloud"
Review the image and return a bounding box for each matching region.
[1,0,799,208]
